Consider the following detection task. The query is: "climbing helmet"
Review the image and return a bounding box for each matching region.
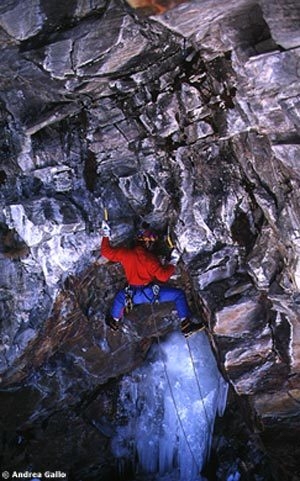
[136,229,158,242]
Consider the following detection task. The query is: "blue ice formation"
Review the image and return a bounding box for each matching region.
[111,330,228,481]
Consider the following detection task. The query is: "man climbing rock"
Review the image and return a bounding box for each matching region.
[100,221,202,337]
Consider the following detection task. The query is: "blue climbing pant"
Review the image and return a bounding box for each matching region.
[111,284,191,320]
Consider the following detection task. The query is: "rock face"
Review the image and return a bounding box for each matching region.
[0,0,300,479]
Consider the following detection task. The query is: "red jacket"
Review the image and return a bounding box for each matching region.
[101,237,175,286]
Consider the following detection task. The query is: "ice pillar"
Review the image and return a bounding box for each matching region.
[111,330,228,481]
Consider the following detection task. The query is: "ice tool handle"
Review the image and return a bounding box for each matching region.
[104,207,109,222]
[165,225,175,249]
[101,207,111,237]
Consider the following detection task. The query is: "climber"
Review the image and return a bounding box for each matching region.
[100,220,201,337]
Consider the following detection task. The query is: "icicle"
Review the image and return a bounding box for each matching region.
[226,469,241,481]
[111,330,228,481]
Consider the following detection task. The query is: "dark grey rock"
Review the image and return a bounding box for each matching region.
[0,0,299,478]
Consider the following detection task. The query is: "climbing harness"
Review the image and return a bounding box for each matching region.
[124,283,161,314]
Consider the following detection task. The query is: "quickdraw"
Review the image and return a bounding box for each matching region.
[124,283,161,314]
[152,284,160,303]
[125,286,134,313]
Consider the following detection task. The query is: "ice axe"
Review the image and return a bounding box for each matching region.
[167,225,184,253]
[166,225,176,249]
[101,207,111,237]
[167,232,175,249]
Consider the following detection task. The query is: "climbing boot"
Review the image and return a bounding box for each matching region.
[180,318,205,338]
[106,315,121,332]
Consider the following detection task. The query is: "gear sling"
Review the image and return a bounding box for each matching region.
[124,283,160,314]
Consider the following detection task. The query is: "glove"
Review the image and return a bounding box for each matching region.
[101,220,111,238]
[169,248,181,266]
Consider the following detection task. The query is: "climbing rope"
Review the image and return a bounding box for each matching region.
[99,216,215,468]
[149,302,202,473]
[106,286,213,468]
[184,331,214,449]
[165,226,212,431]
[102,289,214,474]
